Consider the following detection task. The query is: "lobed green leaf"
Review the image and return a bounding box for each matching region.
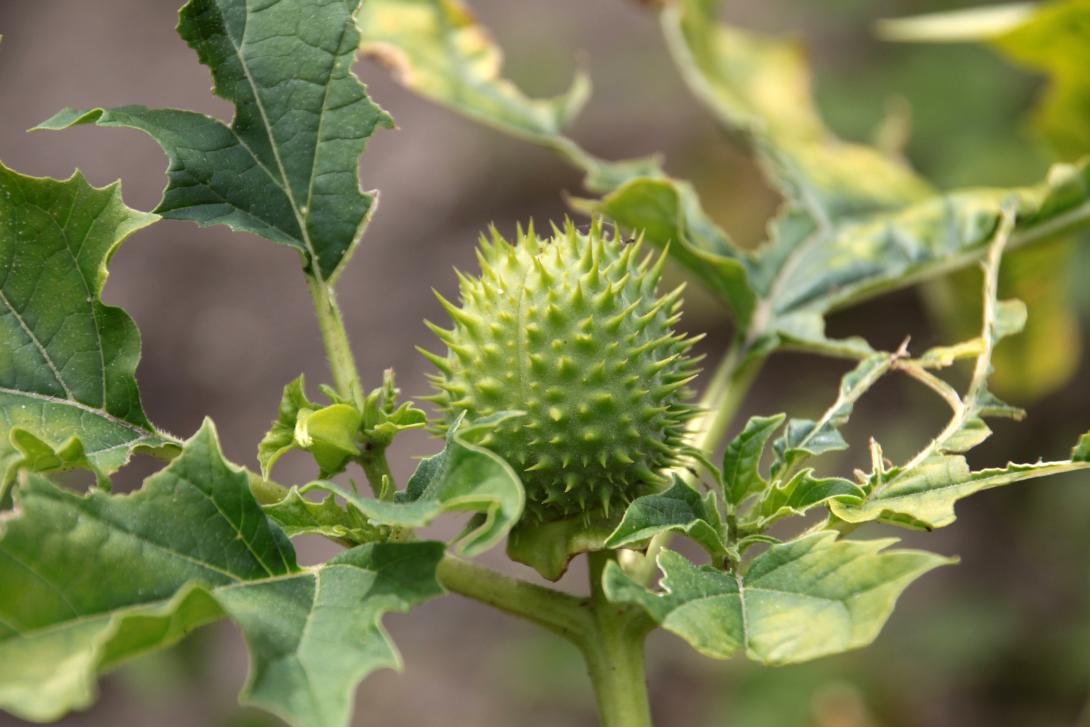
[0,421,443,727]
[0,164,175,489]
[604,479,727,559]
[38,0,393,281]
[605,532,950,664]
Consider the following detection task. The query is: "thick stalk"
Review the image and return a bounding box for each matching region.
[583,551,654,727]
[305,273,364,407]
[437,555,592,643]
[359,449,396,500]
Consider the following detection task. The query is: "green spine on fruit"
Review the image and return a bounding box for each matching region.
[421,220,700,522]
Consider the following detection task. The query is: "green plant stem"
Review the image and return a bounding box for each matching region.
[436,555,592,643]
[359,449,396,499]
[305,273,364,407]
[583,551,654,727]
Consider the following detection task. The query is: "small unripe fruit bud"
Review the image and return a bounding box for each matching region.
[422,220,699,522]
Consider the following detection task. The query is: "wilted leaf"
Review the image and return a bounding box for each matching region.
[832,453,1090,530]
[356,0,588,146]
[750,470,863,528]
[604,532,950,664]
[661,0,930,221]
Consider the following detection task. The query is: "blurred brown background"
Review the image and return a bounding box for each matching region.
[2,0,1090,725]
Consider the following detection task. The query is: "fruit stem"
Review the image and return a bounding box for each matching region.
[581,551,655,727]
[436,555,593,643]
[305,273,365,408]
[359,448,397,499]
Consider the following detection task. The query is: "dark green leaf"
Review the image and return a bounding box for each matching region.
[38,0,393,281]
[0,164,175,484]
[262,486,378,543]
[605,479,727,558]
[604,532,950,664]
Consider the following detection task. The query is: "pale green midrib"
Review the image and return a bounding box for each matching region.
[804,198,1090,317]
[177,470,282,578]
[55,184,110,408]
[1,187,77,400]
[0,387,159,440]
[0,289,72,400]
[300,11,351,224]
[221,1,333,282]
[0,548,82,621]
[879,460,1089,499]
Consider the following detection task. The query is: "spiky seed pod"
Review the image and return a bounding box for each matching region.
[421,220,701,522]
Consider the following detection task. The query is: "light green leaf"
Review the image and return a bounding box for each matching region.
[351,0,760,321]
[258,375,317,479]
[298,413,524,556]
[661,0,930,222]
[259,376,362,479]
[751,470,864,528]
[882,1,1090,159]
[294,403,362,478]
[5,430,104,488]
[772,354,894,477]
[1074,431,1090,462]
[356,0,588,146]
[877,4,1034,44]
[259,372,425,481]
[506,513,619,581]
[0,420,443,727]
[604,532,950,664]
[721,413,785,505]
[591,176,756,321]
[0,164,175,484]
[38,0,393,281]
[360,368,427,448]
[605,479,727,559]
[831,455,1090,530]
